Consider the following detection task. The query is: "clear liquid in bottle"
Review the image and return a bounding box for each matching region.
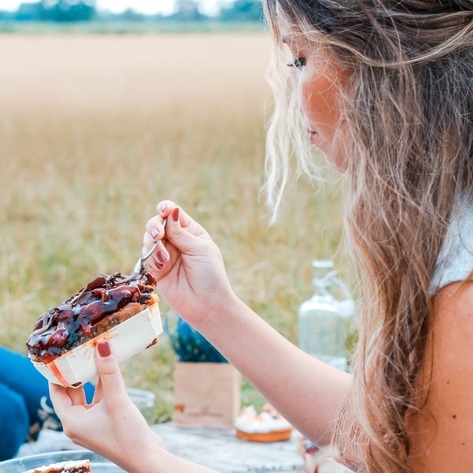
[298,259,354,371]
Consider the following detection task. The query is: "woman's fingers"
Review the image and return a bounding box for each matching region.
[144,202,210,276]
[149,202,207,239]
[49,382,72,411]
[141,236,169,270]
[93,341,127,404]
[49,382,87,407]
[157,200,177,220]
[67,385,88,405]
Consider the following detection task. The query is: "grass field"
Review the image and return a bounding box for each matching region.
[0,33,349,422]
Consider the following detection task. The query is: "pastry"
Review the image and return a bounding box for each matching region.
[26,270,159,364]
[25,459,92,473]
[234,404,293,442]
[26,267,162,387]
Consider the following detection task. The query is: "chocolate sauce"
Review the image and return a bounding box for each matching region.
[26,270,157,363]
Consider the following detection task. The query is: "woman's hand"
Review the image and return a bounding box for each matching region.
[144,200,237,327]
[49,341,163,473]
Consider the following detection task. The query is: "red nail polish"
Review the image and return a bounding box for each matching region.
[157,250,167,263]
[98,341,111,357]
[172,207,179,222]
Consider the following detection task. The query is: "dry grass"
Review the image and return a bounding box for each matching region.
[0,33,348,421]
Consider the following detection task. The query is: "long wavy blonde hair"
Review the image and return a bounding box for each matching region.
[262,1,473,472]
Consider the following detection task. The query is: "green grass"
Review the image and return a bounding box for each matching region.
[0,20,266,35]
[0,33,351,423]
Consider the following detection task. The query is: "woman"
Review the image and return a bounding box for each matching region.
[0,346,52,461]
[50,1,473,472]
[0,346,94,460]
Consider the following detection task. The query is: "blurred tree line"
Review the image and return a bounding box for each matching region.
[0,0,263,23]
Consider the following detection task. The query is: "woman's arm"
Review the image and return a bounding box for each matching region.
[197,293,352,445]
[146,201,352,445]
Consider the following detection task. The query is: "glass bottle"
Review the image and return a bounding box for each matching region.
[298,259,354,371]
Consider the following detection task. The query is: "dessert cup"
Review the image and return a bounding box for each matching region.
[30,302,162,388]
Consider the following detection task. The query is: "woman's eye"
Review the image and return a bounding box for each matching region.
[287,58,306,69]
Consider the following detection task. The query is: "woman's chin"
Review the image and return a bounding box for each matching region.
[318,148,347,174]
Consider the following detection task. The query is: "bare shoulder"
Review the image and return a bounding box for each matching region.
[408,281,473,472]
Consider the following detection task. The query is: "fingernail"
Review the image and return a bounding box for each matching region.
[98,341,111,357]
[157,250,168,263]
[172,207,179,222]
[160,204,168,214]
[151,228,159,238]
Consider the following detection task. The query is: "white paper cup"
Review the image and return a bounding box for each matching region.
[30,302,162,388]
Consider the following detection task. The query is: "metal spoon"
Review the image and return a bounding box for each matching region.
[132,219,166,274]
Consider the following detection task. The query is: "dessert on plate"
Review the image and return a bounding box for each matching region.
[26,268,162,388]
[234,404,293,442]
[24,459,92,473]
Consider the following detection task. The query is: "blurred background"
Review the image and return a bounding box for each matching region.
[0,0,349,422]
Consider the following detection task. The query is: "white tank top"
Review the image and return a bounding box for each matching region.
[431,192,473,290]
